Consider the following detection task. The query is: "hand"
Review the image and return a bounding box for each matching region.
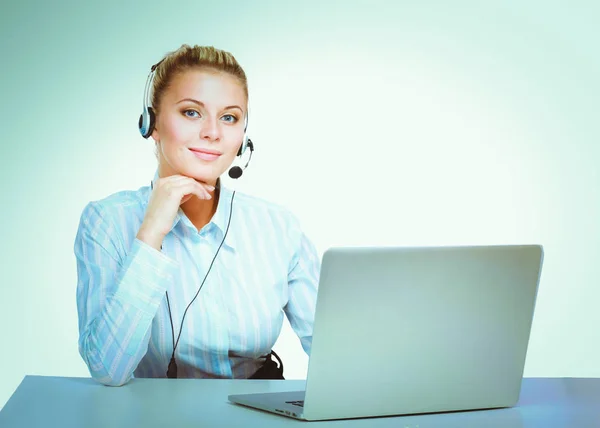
[137,175,214,250]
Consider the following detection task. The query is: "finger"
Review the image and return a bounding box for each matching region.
[177,181,212,200]
[194,181,214,198]
[179,178,214,198]
[163,174,215,189]
[156,175,189,188]
[188,177,215,192]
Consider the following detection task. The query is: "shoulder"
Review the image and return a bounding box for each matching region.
[83,185,148,214]
[75,185,150,256]
[228,189,301,228]
[78,185,149,232]
[228,190,320,274]
[225,188,310,259]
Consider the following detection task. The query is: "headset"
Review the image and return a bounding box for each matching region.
[138,59,254,178]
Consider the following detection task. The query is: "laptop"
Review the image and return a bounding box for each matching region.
[228,245,544,421]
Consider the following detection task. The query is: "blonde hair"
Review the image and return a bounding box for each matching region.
[150,44,248,115]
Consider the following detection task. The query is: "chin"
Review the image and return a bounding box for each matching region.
[184,165,223,184]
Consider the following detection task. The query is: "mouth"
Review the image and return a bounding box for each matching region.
[189,148,222,162]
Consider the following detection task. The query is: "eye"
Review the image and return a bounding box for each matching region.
[183,109,200,118]
[221,114,238,123]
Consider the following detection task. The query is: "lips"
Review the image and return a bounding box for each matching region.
[189,148,222,161]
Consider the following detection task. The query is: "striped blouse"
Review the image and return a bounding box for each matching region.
[74,171,320,386]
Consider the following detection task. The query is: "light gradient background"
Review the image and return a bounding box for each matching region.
[1,0,598,411]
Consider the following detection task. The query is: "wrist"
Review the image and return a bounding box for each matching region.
[136,226,164,251]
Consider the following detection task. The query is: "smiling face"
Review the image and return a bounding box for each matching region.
[151,68,247,186]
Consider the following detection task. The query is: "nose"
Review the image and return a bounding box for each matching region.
[200,116,220,141]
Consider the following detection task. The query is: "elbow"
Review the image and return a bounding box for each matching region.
[92,374,132,387]
[301,336,312,356]
[80,345,133,387]
[95,376,130,386]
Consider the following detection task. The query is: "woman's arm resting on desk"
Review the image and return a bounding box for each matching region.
[74,202,178,386]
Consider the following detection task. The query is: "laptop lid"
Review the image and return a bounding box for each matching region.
[301,245,543,421]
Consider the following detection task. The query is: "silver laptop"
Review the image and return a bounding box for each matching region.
[228,245,544,421]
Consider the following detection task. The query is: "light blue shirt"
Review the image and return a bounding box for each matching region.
[74,171,320,386]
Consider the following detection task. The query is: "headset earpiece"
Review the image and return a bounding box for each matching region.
[237,111,250,156]
[237,133,249,157]
[139,106,155,139]
[139,60,163,139]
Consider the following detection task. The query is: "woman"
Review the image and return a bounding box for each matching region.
[74,44,320,386]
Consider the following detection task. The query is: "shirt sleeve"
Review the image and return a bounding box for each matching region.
[74,201,179,386]
[284,227,321,356]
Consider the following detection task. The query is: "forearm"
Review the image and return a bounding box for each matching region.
[77,238,177,386]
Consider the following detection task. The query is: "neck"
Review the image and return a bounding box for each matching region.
[181,187,219,231]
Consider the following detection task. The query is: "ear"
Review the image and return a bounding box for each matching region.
[151,125,160,142]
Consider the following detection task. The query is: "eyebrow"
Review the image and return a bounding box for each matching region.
[176,98,243,112]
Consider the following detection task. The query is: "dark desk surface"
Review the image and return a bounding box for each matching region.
[0,376,599,427]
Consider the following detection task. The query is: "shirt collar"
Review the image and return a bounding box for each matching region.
[149,169,237,250]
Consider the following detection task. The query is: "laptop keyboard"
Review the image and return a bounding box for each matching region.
[285,400,304,407]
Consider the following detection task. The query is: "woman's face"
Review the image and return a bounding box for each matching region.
[152,68,247,186]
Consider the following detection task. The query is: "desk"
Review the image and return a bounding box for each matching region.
[0,376,598,427]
